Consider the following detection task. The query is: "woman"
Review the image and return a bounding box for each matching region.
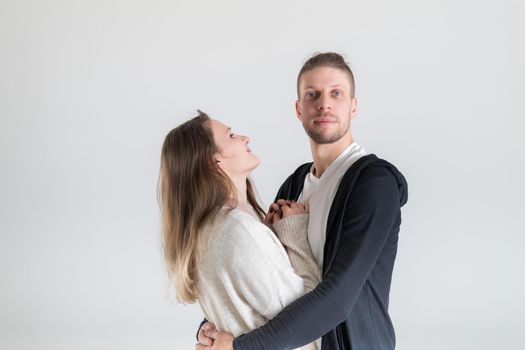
[158,111,320,349]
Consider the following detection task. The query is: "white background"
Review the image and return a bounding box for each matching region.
[1,0,524,349]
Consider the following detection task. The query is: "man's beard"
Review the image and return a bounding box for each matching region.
[303,118,350,145]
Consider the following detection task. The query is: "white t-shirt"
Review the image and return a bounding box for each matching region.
[298,143,368,269]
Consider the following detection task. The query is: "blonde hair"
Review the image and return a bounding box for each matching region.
[158,111,264,303]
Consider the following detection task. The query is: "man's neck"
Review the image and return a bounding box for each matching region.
[310,133,354,178]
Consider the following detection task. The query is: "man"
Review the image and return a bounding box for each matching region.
[196,52,408,350]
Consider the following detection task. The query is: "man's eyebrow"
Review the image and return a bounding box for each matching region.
[303,84,343,90]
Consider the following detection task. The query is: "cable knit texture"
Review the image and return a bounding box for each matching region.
[272,214,320,293]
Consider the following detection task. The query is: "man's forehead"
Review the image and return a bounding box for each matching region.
[300,68,351,90]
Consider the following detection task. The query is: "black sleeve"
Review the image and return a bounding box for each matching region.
[233,167,401,350]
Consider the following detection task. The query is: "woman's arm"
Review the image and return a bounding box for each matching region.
[272,213,320,293]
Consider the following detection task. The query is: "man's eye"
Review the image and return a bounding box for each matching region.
[333,90,342,96]
[306,91,317,99]
[230,133,235,138]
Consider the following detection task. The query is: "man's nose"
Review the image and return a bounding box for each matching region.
[317,94,332,110]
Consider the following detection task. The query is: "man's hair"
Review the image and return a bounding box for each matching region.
[297,52,355,99]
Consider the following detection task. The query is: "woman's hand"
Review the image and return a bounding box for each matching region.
[265,199,308,225]
[279,199,308,218]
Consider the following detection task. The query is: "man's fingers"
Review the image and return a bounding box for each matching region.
[202,322,216,332]
[198,329,214,346]
[198,329,212,345]
[204,328,218,339]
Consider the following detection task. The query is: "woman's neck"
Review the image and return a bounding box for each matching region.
[230,175,247,203]
[227,175,260,220]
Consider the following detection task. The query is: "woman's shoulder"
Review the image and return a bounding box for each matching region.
[203,208,281,256]
[218,208,270,240]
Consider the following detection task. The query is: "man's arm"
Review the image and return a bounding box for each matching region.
[233,167,402,350]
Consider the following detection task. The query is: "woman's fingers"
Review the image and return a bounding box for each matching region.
[272,200,309,219]
[271,210,282,224]
[281,205,291,217]
[276,199,287,207]
[269,202,280,213]
[264,211,274,225]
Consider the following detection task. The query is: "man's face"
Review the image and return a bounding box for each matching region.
[296,66,357,145]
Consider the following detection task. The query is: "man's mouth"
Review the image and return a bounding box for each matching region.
[314,118,337,125]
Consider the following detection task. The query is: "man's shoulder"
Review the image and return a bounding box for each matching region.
[290,162,313,179]
[339,154,408,206]
[273,162,312,202]
[343,154,402,180]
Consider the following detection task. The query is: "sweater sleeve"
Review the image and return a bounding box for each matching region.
[272,214,320,293]
[233,168,402,350]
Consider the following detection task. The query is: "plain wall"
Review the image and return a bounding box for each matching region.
[1,0,524,349]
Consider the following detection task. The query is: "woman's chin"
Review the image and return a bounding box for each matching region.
[246,160,260,174]
[253,157,261,169]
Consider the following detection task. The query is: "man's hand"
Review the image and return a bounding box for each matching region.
[197,322,217,347]
[195,329,234,350]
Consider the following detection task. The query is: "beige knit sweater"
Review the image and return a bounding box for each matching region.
[196,208,321,350]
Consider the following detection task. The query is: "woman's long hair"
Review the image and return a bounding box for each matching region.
[158,111,264,303]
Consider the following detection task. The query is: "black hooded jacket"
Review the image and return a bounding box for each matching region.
[234,154,408,350]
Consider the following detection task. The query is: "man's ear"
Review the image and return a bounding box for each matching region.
[350,97,358,120]
[295,100,303,121]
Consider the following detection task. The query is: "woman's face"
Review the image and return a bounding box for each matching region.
[210,119,260,178]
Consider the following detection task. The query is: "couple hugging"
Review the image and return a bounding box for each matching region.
[159,52,408,350]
